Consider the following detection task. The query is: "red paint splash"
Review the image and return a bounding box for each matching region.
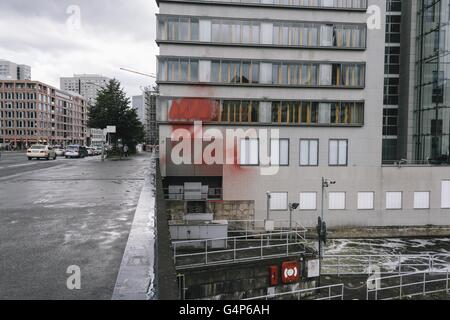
[169,98,219,122]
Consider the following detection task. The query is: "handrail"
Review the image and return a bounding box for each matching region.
[173,230,307,269]
[244,284,344,301]
[322,254,450,275]
[367,269,450,300]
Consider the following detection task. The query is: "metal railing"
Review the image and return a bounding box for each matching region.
[172,0,368,10]
[244,284,344,301]
[322,254,435,275]
[367,270,450,300]
[163,187,223,201]
[173,230,307,270]
[227,219,307,239]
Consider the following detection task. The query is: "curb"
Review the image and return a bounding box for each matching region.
[111,157,156,300]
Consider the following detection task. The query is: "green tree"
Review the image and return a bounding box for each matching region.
[88,79,145,153]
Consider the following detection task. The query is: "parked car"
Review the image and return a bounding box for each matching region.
[65,145,88,159]
[27,145,57,160]
[94,146,103,155]
[54,147,65,157]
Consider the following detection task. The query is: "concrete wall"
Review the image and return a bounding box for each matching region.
[180,256,316,300]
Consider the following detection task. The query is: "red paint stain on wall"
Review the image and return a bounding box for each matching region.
[169,98,219,122]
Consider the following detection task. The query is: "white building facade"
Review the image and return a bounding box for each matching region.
[0,60,31,80]
[60,74,110,106]
[156,0,450,229]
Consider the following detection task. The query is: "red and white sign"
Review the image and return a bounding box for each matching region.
[281,261,300,284]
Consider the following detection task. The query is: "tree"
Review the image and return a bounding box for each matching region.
[88,79,145,152]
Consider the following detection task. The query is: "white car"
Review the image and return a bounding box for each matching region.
[27,145,57,160]
[54,148,65,156]
[86,147,95,156]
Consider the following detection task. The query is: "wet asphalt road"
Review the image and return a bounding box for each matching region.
[0,152,151,299]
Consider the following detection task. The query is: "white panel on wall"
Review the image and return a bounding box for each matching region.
[320,25,333,47]
[260,63,273,84]
[270,192,288,210]
[261,22,274,45]
[309,140,318,166]
[338,140,348,165]
[329,140,338,165]
[259,101,272,123]
[357,192,374,210]
[414,192,430,209]
[386,192,402,209]
[199,19,211,42]
[319,64,332,85]
[319,103,331,124]
[300,140,309,166]
[300,192,317,210]
[270,139,280,166]
[199,60,211,82]
[329,192,346,210]
[442,181,450,208]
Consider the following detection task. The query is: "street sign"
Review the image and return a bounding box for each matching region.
[307,259,320,278]
[106,126,116,133]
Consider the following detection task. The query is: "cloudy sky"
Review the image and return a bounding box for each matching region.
[0,0,158,98]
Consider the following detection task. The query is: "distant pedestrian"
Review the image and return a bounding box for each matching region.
[123,145,129,158]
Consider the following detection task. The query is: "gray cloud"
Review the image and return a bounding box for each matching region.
[0,0,158,97]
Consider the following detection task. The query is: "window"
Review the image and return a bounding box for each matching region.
[329,192,346,210]
[220,100,259,123]
[329,140,348,166]
[299,192,317,210]
[271,101,363,126]
[358,192,374,210]
[270,192,288,211]
[300,139,318,166]
[414,192,430,209]
[441,181,450,208]
[158,58,199,82]
[270,139,289,166]
[240,138,259,165]
[386,192,402,210]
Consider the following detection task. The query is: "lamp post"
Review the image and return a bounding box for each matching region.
[318,177,335,286]
[288,203,300,231]
[266,191,271,221]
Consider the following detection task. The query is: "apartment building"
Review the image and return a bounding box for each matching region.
[155,0,450,229]
[0,80,87,148]
[0,59,31,81]
[60,74,110,106]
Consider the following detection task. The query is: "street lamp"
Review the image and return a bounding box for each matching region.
[266,191,271,221]
[288,203,300,231]
[317,177,335,286]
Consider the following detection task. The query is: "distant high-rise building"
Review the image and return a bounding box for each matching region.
[60,74,110,106]
[133,91,159,145]
[0,60,31,80]
[132,95,146,124]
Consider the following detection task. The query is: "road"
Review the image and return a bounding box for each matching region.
[0,152,152,300]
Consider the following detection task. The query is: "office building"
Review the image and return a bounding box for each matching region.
[0,80,87,148]
[0,60,31,80]
[60,74,110,106]
[155,0,450,229]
